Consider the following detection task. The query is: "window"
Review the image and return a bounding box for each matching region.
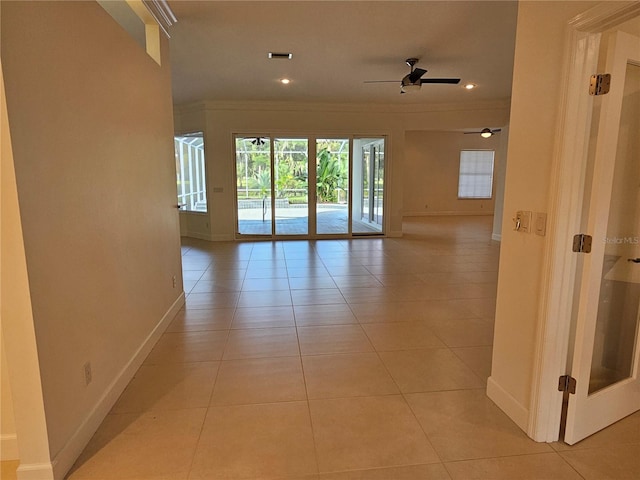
[175,132,207,212]
[458,150,495,199]
[98,0,176,65]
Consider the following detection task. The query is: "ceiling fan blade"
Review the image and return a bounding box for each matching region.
[492,129,502,133]
[408,67,427,84]
[420,78,461,84]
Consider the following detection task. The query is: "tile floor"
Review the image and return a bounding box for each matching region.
[3,217,638,479]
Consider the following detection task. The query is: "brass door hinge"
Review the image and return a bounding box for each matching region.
[558,375,577,394]
[573,234,592,253]
[589,74,611,96]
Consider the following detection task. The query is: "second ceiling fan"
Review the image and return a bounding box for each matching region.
[365,58,461,94]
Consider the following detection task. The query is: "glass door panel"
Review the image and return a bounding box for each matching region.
[316,139,349,234]
[564,31,640,445]
[352,138,384,234]
[588,62,640,394]
[235,136,272,235]
[235,134,386,239]
[372,142,385,227]
[274,138,309,235]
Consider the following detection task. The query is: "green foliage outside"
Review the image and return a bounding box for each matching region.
[235,138,348,203]
[316,148,346,203]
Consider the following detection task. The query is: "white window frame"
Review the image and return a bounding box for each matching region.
[175,132,207,212]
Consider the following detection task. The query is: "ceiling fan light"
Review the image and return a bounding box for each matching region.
[464,83,477,90]
[480,128,493,138]
[401,83,421,94]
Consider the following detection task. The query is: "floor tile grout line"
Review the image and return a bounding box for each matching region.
[448,344,493,385]
[181,403,215,480]
[296,344,323,477]
[441,450,589,480]
[354,310,451,468]
[285,249,322,476]
[400,390,448,466]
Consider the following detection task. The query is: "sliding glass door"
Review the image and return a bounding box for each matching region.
[316,139,349,235]
[274,138,309,235]
[235,135,384,238]
[353,138,384,234]
[235,137,272,235]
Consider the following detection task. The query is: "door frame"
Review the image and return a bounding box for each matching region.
[529,2,640,443]
[352,136,387,236]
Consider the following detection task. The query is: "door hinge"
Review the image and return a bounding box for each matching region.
[558,375,577,394]
[589,73,611,95]
[572,234,592,253]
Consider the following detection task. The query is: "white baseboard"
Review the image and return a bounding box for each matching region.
[16,462,55,480]
[184,230,213,241]
[0,433,19,461]
[486,376,530,433]
[210,233,234,241]
[183,231,234,242]
[403,211,494,217]
[48,293,185,480]
[492,233,502,242]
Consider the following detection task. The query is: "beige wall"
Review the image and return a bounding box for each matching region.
[1,334,18,461]
[1,1,183,477]
[403,130,502,216]
[175,101,510,239]
[1,53,52,475]
[489,1,598,429]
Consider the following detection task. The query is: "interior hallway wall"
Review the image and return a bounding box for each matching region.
[1,1,183,477]
[489,0,599,431]
[0,0,19,464]
[1,52,52,477]
[1,334,18,461]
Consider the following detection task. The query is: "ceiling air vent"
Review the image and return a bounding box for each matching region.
[268,52,293,59]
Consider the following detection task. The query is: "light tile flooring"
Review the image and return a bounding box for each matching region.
[3,217,638,479]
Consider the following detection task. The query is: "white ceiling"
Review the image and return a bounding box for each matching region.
[167,1,518,106]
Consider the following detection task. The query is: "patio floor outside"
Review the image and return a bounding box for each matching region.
[237,203,382,236]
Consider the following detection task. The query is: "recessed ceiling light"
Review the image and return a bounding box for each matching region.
[280,78,291,84]
[464,83,477,90]
[269,52,293,59]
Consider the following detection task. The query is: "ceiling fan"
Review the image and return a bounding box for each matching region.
[464,128,502,138]
[364,58,461,93]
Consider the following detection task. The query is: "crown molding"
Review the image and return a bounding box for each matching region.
[570,1,640,32]
[174,98,511,116]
